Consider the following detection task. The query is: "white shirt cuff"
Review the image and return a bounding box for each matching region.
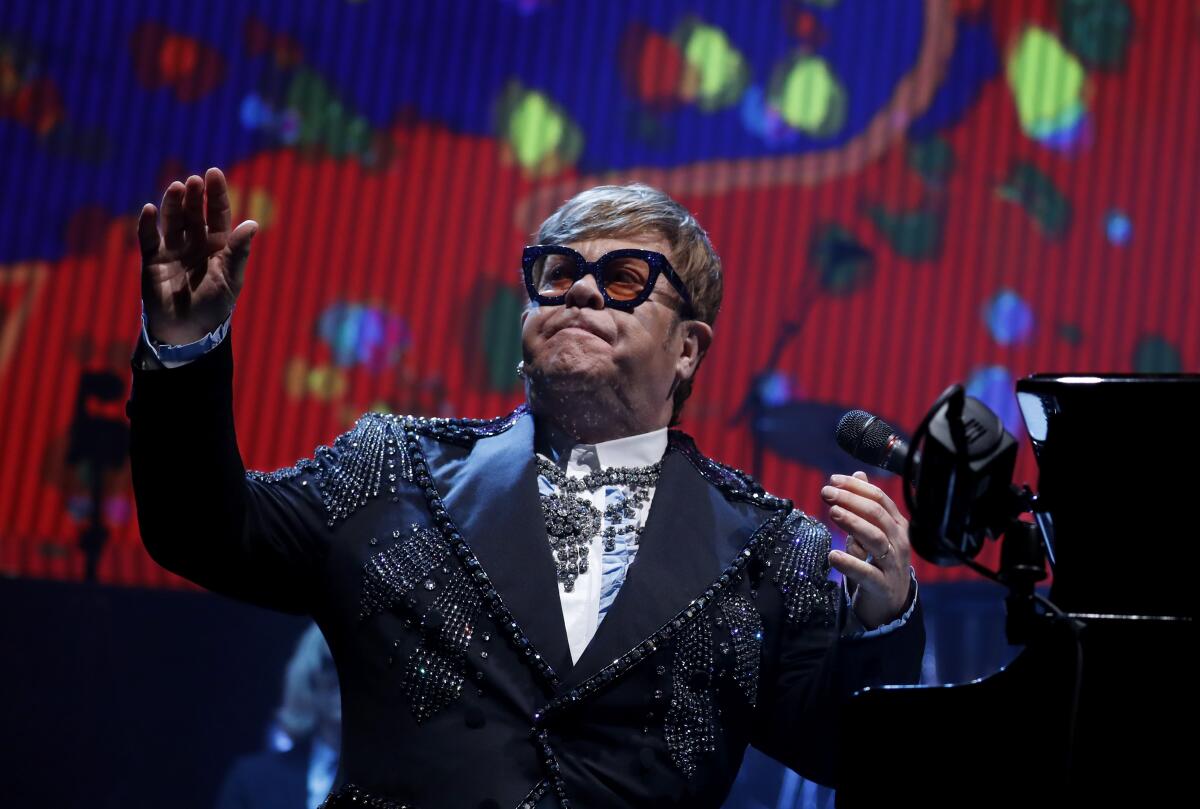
[842,567,918,638]
[140,302,233,369]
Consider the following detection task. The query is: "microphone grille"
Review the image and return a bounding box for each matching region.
[836,409,896,466]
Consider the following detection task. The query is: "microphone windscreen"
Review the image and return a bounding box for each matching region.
[836,409,897,467]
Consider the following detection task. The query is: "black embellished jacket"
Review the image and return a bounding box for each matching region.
[128,336,924,809]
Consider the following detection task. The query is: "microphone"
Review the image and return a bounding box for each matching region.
[835,409,917,475]
[838,393,1020,565]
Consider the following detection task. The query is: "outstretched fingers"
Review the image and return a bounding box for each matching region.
[160,181,187,252]
[204,167,232,234]
[182,175,207,257]
[225,220,258,289]
[137,204,160,259]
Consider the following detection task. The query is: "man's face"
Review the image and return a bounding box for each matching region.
[521,233,706,428]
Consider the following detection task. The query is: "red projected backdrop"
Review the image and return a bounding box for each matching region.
[0,0,1196,589]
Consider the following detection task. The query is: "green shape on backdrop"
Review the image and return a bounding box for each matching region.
[907,137,955,185]
[681,21,750,111]
[496,82,583,171]
[772,56,847,137]
[1133,335,1181,373]
[288,69,373,157]
[483,286,525,392]
[1060,0,1132,70]
[1056,322,1084,345]
[809,224,874,295]
[997,161,1072,239]
[865,205,944,261]
[1006,27,1085,136]
[509,91,566,167]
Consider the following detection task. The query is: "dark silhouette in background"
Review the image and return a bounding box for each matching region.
[66,370,128,581]
[216,624,341,809]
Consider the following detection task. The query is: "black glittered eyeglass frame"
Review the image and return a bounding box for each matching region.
[521,244,694,315]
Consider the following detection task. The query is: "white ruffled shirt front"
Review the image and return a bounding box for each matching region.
[536,427,668,664]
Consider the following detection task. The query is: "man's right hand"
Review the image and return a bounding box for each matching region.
[138,167,257,346]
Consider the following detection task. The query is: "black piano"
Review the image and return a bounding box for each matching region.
[837,375,1197,805]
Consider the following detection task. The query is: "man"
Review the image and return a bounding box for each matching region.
[129,169,923,808]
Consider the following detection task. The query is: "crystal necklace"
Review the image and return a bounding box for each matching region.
[536,455,662,592]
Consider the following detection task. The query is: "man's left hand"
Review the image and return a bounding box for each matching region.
[821,471,913,630]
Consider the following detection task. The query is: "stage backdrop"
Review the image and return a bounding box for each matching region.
[1,1,1196,600]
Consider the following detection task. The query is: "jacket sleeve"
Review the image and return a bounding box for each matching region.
[127,330,331,613]
[748,512,925,787]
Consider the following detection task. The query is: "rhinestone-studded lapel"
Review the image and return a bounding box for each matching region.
[560,445,773,691]
[433,410,575,679]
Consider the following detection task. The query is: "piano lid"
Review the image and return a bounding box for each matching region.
[1014,373,1198,619]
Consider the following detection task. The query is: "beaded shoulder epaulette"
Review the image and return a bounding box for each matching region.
[246,412,412,527]
[245,407,529,526]
[405,405,528,446]
[667,431,790,511]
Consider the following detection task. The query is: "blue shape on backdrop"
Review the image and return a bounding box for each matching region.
[740,85,801,146]
[1105,210,1132,245]
[983,289,1034,346]
[1031,109,1090,151]
[755,371,792,408]
[317,303,411,369]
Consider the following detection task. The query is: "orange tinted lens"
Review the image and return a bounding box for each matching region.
[536,253,580,295]
[601,257,650,300]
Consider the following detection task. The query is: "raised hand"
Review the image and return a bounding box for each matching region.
[138,168,257,346]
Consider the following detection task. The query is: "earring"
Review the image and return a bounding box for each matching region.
[516,360,527,378]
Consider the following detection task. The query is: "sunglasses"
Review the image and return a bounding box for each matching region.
[522,245,694,315]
